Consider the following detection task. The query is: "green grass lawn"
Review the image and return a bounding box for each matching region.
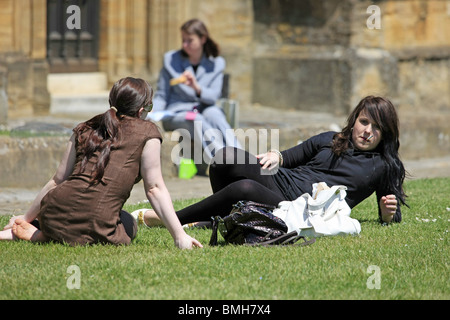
[0,178,448,300]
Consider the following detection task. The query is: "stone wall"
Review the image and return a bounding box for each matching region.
[2,0,447,118]
[0,134,178,188]
[251,0,450,115]
[0,136,66,188]
[0,0,50,119]
[349,0,450,113]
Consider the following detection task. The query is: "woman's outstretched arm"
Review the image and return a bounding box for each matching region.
[140,138,202,249]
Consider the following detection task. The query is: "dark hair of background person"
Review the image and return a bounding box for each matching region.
[181,18,220,58]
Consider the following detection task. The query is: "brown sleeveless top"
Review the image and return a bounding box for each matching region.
[39,117,162,245]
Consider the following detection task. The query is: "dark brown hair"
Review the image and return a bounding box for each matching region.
[73,77,153,184]
[332,96,407,205]
[181,18,219,58]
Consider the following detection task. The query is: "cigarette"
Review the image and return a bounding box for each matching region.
[366,135,373,141]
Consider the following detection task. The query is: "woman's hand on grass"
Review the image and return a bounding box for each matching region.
[379,194,397,223]
[175,233,203,249]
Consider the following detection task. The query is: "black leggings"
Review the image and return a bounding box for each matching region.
[176,147,285,225]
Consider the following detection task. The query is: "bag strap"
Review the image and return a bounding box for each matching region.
[245,231,316,247]
[292,236,316,247]
[233,200,277,210]
[209,216,220,246]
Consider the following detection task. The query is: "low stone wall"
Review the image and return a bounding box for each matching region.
[0,136,67,188]
[0,134,178,188]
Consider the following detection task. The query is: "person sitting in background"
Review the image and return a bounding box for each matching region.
[147,18,241,164]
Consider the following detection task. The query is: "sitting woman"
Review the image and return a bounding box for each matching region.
[148,18,241,163]
[139,96,407,227]
[0,77,202,249]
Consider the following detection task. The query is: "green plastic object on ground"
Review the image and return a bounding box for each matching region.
[178,158,197,179]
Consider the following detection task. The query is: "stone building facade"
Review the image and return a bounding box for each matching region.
[0,0,449,147]
[0,0,255,123]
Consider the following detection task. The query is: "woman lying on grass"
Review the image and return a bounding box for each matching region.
[0,77,202,249]
[138,96,407,227]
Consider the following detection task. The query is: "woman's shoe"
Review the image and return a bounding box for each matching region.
[182,221,212,229]
[130,209,150,227]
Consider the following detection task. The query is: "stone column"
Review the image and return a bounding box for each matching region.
[98,0,194,84]
[147,0,192,81]
[0,63,7,126]
[128,0,150,76]
[31,0,50,115]
[0,0,49,118]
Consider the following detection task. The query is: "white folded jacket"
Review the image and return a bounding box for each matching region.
[272,182,361,238]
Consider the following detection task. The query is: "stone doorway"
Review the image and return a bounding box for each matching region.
[46,0,100,73]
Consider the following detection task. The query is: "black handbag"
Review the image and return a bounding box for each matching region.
[209,200,315,247]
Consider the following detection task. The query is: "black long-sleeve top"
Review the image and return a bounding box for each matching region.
[273,131,401,223]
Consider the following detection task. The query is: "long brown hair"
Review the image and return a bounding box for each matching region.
[181,18,219,58]
[332,96,407,205]
[73,77,153,184]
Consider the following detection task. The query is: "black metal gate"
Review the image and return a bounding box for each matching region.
[47,0,100,73]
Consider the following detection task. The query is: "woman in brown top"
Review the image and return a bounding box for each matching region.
[1,77,202,249]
